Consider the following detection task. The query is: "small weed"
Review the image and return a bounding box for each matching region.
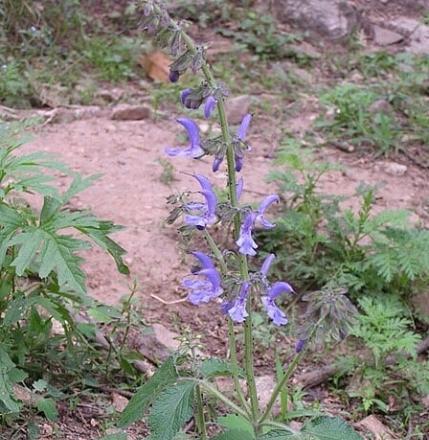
[158,158,176,186]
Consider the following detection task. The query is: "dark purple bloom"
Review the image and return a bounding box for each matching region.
[184,174,217,229]
[165,118,204,158]
[236,212,258,256]
[223,282,250,323]
[212,156,223,172]
[169,70,180,83]
[183,252,223,305]
[295,339,307,353]
[180,88,193,106]
[262,281,293,326]
[235,155,243,172]
[204,96,217,118]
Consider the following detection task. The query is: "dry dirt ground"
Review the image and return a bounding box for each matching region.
[25,114,429,330]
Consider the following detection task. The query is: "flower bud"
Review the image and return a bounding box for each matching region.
[295,339,307,353]
[169,70,180,83]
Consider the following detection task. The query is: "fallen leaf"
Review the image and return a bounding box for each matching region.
[139,51,171,82]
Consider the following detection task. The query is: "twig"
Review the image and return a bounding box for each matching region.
[150,293,187,304]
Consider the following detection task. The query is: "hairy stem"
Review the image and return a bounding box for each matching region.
[195,385,207,439]
[258,321,322,426]
[180,22,259,422]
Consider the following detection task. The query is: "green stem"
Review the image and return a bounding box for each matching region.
[197,379,250,420]
[195,385,208,439]
[203,230,249,414]
[178,13,260,425]
[258,321,322,426]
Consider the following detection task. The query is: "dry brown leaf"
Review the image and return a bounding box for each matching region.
[139,51,171,83]
[356,415,398,440]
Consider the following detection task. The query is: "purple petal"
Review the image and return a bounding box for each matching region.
[180,88,193,105]
[197,268,222,294]
[169,70,180,83]
[236,177,244,200]
[212,156,223,172]
[192,251,215,270]
[204,96,217,119]
[262,296,288,326]
[260,254,275,277]
[193,174,213,194]
[237,113,252,141]
[184,214,206,229]
[201,190,217,223]
[258,194,280,215]
[227,282,250,323]
[177,117,200,149]
[236,213,257,256]
[267,281,294,299]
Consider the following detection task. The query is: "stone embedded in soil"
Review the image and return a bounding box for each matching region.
[356,415,396,440]
[368,99,392,114]
[112,392,129,412]
[389,18,429,54]
[273,0,358,39]
[376,161,408,177]
[111,104,152,121]
[372,25,403,46]
[225,95,251,125]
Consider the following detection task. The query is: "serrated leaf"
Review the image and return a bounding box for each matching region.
[36,397,58,421]
[213,430,255,440]
[217,415,254,435]
[200,358,241,378]
[258,430,315,440]
[0,347,21,413]
[302,416,362,440]
[148,381,195,440]
[118,356,178,428]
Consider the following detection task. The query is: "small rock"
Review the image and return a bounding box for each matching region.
[356,415,396,440]
[112,392,129,413]
[390,18,429,54]
[96,88,124,103]
[378,161,408,176]
[226,95,251,125]
[373,25,403,46]
[273,0,358,40]
[111,104,152,121]
[411,291,429,323]
[368,99,391,113]
[255,375,277,411]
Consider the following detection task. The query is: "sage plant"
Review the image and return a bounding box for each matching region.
[119,2,359,439]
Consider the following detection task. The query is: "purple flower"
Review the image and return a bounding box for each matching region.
[183,252,223,305]
[184,174,217,229]
[236,177,244,200]
[236,212,258,256]
[235,194,279,256]
[255,195,280,229]
[180,88,193,106]
[222,282,250,323]
[204,95,217,119]
[262,281,293,326]
[260,253,275,277]
[165,118,204,158]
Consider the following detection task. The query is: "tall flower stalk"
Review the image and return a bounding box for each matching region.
[122,2,326,438]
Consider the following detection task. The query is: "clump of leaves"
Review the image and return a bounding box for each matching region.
[0,122,129,419]
[345,296,424,412]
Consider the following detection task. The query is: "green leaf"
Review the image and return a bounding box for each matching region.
[213,430,255,440]
[0,348,21,413]
[258,431,315,440]
[302,416,362,440]
[36,397,59,421]
[148,381,195,440]
[217,415,254,435]
[200,358,241,379]
[118,356,178,428]
[99,432,128,440]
